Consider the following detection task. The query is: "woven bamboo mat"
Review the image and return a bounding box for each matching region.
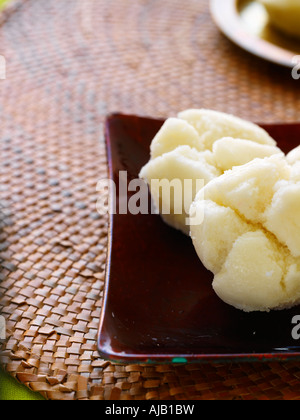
[1,0,300,401]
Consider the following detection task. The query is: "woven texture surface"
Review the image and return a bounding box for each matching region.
[1,0,300,400]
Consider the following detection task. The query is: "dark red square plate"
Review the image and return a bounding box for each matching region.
[98,113,300,364]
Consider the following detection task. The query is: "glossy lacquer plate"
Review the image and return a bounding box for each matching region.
[98,114,300,364]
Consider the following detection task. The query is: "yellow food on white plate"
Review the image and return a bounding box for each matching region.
[190,155,300,313]
[258,0,300,39]
[139,109,280,234]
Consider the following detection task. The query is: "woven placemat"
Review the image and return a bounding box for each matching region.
[1,0,300,401]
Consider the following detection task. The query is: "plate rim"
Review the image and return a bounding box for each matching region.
[210,0,297,69]
[97,113,300,365]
